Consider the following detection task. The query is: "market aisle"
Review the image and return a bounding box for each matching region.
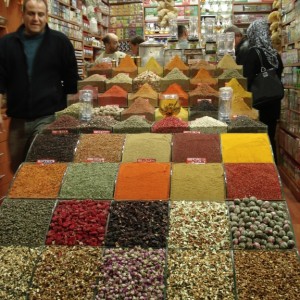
[284,184,300,252]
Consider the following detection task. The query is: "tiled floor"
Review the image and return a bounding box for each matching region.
[284,184,300,253]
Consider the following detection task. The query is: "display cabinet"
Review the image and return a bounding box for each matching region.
[232,1,273,35]
[278,0,300,200]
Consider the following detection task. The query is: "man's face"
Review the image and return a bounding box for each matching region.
[108,37,119,53]
[23,0,47,36]
[235,34,243,47]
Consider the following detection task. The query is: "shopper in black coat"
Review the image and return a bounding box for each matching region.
[243,19,284,161]
[224,25,249,66]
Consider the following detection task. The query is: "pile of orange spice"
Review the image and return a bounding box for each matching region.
[161,83,188,107]
[115,55,137,72]
[190,68,217,86]
[164,55,189,71]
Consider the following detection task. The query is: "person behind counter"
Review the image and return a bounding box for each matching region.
[129,35,144,56]
[0,0,79,173]
[224,25,249,66]
[95,33,126,63]
[178,25,189,49]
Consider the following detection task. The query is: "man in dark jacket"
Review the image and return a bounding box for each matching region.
[224,25,249,66]
[0,0,79,172]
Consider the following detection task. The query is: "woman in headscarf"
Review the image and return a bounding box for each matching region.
[244,19,284,161]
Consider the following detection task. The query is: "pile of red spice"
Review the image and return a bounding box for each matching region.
[152,116,189,133]
[98,85,128,107]
[225,163,283,200]
[46,200,110,246]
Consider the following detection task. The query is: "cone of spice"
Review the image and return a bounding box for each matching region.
[43,115,81,133]
[218,69,247,90]
[152,116,189,133]
[161,83,189,107]
[216,54,243,76]
[231,96,258,120]
[188,83,219,107]
[112,55,137,78]
[190,68,218,89]
[55,103,83,119]
[164,55,189,76]
[138,57,163,76]
[189,59,217,77]
[113,115,152,133]
[132,70,161,92]
[225,78,252,108]
[78,74,106,92]
[161,68,189,92]
[189,99,218,120]
[88,61,113,78]
[121,97,155,122]
[228,115,267,133]
[128,82,158,107]
[98,85,128,107]
[106,73,133,92]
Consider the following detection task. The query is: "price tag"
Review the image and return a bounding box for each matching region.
[137,158,156,163]
[37,159,56,165]
[93,130,111,134]
[51,130,69,135]
[86,158,105,162]
[186,158,206,164]
[183,131,201,134]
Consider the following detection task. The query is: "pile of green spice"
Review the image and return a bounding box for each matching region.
[167,249,234,299]
[170,163,225,201]
[105,201,169,248]
[151,116,189,133]
[0,199,55,246]
[113,115,152,133]
[189,116,228,133]
[122,133,172,162]
[59,162,119,199]
[168,201,231,249]
[26,133,79,162]
[234,250,300,299]
[29,246,102,299]
[55,106,83,121]
[0,246,42,300]
[78,116,119,133]
[218,69,245,79]
[172,133,221,163]
[228,115,267,133]
[74,134,125,162]
[162,67,189,80]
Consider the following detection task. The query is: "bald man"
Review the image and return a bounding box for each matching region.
[95,33,126,63]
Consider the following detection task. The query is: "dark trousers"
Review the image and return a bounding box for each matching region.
[8,115,55,173]
[259,101,281,162]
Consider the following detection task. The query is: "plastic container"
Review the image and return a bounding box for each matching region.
[79,90,93,122]
[218,87,233,123]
